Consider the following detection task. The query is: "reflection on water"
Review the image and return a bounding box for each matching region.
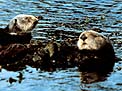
[0,67,81,91]
[0,0,122,91]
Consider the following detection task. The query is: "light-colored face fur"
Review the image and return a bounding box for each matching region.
[77,30,110,50]
[8,14,39,33]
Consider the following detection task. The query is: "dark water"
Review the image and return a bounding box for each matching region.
[0,0,122,91]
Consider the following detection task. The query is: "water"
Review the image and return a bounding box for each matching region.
[0,0,122,91]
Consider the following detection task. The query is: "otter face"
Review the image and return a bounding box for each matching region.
[8,14,41,33]
[77,30,110,50]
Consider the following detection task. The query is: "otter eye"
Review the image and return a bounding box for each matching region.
[25,17,28,20]
[80,34,87,41]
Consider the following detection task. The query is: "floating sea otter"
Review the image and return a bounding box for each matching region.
[5,14,42,33]
[0,14,42,70]
[0,14,42,45]
[76,30,115,73]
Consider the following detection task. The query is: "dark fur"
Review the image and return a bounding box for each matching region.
[74,42,115,73]
[0,29,32,45]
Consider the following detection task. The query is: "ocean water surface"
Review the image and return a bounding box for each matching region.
[0,0,122,91]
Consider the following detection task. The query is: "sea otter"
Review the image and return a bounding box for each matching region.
[76,30,115,73]
[0,14,43,70]
[5,14,42,33]
[0,14,43,45]
[77,30,110,50]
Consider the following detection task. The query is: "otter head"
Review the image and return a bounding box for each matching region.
[7,14,42,33]
[77,30,110,50]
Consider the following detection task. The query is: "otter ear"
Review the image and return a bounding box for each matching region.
[11,19,20,32]
[36,16,43,20]
[14,19,17,25]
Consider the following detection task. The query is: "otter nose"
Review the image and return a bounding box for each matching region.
[80,34,87,41]
[36,16,43,20]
